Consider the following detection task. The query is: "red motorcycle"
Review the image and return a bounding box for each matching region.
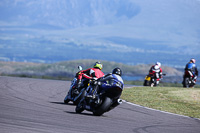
[182,70,196,88]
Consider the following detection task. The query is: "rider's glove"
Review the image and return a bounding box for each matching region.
[92,77,98,80]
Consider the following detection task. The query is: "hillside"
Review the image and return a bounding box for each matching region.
[0,60,183,81]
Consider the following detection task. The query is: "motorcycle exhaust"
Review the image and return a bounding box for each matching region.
[117,99,122,104]
[109,99,123,111]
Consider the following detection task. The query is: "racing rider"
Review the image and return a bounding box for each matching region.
[87,67,124,100]
[99,67,124,99]
[148,62,163,86]
[76,61,104,93]
[183,58,198,85]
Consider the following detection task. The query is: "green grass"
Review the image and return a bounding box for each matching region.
[121,86,200,119]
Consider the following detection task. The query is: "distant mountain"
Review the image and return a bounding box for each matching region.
[0,0,139,29]
[0,0,200,67]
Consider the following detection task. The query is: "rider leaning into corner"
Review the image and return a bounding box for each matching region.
[86,67,124,100]
[149,62,163,86]
[99,67,124,99]
[76,61,105,93]
[183,58,198,85]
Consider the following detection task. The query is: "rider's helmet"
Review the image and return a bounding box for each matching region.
[154,65,159,70]
[155,62,161,67]
[112,67,122,76]
[190,58,196,63]
[93,61,103,70]
[153,65,160,72]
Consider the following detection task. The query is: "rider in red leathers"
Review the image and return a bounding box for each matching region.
[76,61,104,92]
[148,62,163,86]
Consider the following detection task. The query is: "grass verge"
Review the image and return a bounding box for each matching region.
[121,86,200,119]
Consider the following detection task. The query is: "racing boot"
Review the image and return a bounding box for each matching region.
[75,80,82,94]
[192,79,196,85]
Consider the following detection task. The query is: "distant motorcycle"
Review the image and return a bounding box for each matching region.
[75,79,122,116]
[182,70,196,88]
[64,66,86,104]
[143,74,166,87]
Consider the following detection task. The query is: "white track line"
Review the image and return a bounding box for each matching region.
[122,100,200,121]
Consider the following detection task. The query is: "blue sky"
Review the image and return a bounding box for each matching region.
[0,0,200,66]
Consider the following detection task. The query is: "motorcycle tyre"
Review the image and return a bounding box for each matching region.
[73,89,86,105]
[64,95,70,104]
[93,97,112,116]
[143,80,149,86]
[184,77,190,88]
[75,100,84,113]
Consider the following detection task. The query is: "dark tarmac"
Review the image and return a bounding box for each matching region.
[0,76,199,133]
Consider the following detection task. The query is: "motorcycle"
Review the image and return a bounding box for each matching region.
[75,79,122,116]
[143,73,166,87]
[182,70,196,88]
[64,66,86,104]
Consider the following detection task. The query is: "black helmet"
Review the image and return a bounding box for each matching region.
[112,67,122,76]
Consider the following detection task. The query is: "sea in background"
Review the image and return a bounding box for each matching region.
[122,75,144,81]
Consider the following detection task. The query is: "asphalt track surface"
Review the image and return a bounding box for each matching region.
[0,76,200,133]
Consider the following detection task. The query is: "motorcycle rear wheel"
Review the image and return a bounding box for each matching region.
[93,97,112,116]
[184,77,190,88]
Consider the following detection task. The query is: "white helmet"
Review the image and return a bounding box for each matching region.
[155,62,161,67]
[154,65,159,70]
[153,65,160,72]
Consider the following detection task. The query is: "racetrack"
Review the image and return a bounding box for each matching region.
[0,76,200,133]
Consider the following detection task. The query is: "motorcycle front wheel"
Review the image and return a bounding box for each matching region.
[75,100,84,113]
[143,80,149,86]
[64,95,70,104]
[73,89,86,105]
